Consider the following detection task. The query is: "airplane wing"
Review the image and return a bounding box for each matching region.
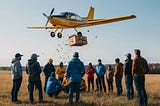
[28,15,136,29]
[74,15,136,28]
[27,25,68,29]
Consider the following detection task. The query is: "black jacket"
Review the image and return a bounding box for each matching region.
[26,59,42,81]
[124,58,133,76]
[43,63,55,78]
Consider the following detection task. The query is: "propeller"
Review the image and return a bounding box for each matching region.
[43,8,55,27]
[49,8,54,17]
[42,13,48,18]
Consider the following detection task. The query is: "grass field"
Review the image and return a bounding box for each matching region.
[0,70,160,106]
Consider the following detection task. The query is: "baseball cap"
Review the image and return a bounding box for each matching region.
[31,53,39,59]
[15,53,23,58]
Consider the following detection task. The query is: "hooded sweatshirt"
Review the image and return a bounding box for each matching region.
[46,76,62,94]
[66,57,85,83]
[11,58,23,79]
[85,67,96,78]
[26,59,42,81]
[56,66,66,78]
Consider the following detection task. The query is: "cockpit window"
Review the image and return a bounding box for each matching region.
[70,15,81,20]
[60,12,86,22]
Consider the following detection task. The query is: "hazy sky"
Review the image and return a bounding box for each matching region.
[0,0,160,66]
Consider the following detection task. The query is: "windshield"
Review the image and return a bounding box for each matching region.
[60,12,86,22]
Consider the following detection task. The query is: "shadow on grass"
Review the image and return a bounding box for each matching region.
[56,101,97,106]
[19,100,54,105]
[53,95,68,99]
[0,94,7,99]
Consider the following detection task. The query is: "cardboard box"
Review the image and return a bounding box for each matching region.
[68,35,88,46]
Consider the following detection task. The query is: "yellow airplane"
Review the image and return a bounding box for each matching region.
[28,7,136,38]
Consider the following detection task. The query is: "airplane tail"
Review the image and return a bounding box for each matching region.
[86,7,94,21]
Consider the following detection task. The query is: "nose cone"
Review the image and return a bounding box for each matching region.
[49,17,58,25]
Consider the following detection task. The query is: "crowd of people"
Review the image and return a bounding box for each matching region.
[10,49,149,106]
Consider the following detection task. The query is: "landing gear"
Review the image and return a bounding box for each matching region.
[50,32,55,37]
[73,28,83,36]
[77,32,82,36]
[50,32,62,38]
[57,32,62,38]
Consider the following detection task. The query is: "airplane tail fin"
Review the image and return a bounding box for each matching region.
[86,7,94,21]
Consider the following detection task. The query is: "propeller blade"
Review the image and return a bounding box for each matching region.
[45,20,49,27]
[43,8,54,28]
[49,8,54,16]
[43,13,48,18]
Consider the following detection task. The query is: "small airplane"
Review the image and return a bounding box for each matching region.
[28,7,136,38]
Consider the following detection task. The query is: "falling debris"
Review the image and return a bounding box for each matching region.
[54,33,88,64]
[65,44,68,46]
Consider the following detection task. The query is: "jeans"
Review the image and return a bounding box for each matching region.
[69,82,81,102]
[96,78,99,90]
[134,76,148,105]
[125,75,134,99]
[87,78,94,91]
[44,77,49,93]
[115,76,122,95]
[11,77,22,102]
[97,75,106,92]
[48,86,62,97]
[28,80,43,102]
[107,79,113,92]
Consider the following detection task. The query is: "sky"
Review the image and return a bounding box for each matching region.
[0,0,160,66]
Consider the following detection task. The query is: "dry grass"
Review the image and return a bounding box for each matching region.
[0,70,160,106]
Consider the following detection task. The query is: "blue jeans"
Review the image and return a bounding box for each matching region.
[69,82,81,102]
[48,86,62,97]
[11,77,22,102]
[134,76,148,105]
[125,75,134,99]
[97,75,106,92]
[44,77,49,93]
[28,80,43,102]
[115,76,122,95]
[96,78,99,90]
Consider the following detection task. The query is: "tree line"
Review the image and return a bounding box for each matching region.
[0,63,160,74]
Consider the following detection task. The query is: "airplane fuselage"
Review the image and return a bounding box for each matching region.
[49,12,87,28]
[49,17,83,28]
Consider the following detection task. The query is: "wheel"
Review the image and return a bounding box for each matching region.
[57,32,62,38]
[77,32,82,36]
[50,32,55,37]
